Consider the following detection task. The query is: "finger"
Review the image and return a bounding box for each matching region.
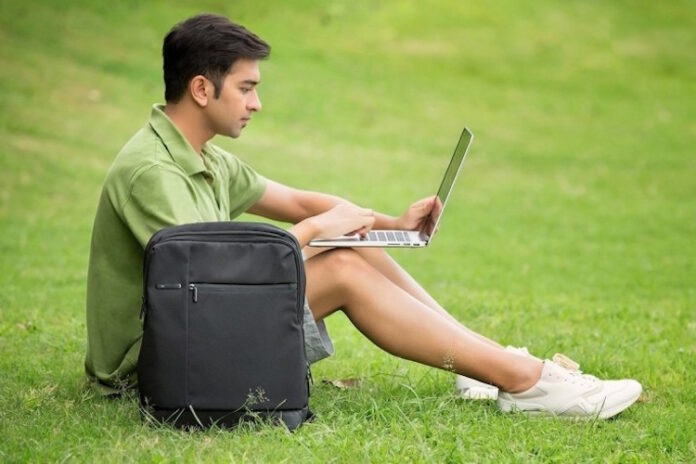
[420,195,437,203]
[417,196,438,209]
[349,226,370,237]
[348,217,374,236]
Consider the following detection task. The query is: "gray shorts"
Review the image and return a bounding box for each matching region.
[302,299,334,364]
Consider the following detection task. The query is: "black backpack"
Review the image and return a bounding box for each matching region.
[137,221,312,430]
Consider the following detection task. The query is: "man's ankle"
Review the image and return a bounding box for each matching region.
[501,360,544,393]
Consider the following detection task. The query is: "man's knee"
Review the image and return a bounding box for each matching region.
[323,248,368,284]
[320,248,371,311]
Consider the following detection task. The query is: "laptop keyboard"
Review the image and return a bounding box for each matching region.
[364,230,412,242]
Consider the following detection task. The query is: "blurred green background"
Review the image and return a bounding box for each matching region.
[1,0,695,461]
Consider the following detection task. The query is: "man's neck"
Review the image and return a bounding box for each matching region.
[163,102,213,156]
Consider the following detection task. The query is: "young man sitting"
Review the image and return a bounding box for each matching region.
[85,14,642,419]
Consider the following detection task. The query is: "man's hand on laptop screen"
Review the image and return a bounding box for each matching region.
[395,195,442,235]
[424,196,443,237]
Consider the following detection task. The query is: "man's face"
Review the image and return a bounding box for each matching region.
[205,58,262,138]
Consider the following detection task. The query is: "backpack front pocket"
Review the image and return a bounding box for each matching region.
[186,283,307,411]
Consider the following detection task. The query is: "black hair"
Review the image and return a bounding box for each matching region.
[162,14,270,102]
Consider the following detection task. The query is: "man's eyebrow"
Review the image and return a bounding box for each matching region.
[240,79,260,85]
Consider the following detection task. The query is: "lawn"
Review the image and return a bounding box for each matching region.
[1,0,695,462]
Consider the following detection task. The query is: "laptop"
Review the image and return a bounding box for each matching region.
[308,127,473,248]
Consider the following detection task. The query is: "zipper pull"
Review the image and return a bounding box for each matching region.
[189,284,198,303]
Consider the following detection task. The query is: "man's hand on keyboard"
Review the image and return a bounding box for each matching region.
[309,204,375,239]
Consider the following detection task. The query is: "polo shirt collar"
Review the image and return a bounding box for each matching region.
[148,104,208,176]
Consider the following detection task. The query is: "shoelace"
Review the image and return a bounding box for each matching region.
[552,353,599,387]
[552,353,581,372]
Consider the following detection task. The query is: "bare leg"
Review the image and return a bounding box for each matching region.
[304,248,542,393]
[353,248,503,349]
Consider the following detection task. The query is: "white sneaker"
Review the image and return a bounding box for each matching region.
[497,358,642,419]
[455,375,498,400]
[455,346,533,400]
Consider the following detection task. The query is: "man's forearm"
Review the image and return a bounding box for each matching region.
[296,191,346,219]
[373,211,398,229]
[298,191,398,229]
[288,217,320,249]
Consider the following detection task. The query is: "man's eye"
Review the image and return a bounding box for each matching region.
[240,87,251,94]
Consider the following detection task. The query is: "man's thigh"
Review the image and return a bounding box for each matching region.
[303,248,348,321]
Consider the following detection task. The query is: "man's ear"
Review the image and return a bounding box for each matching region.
[189,75,211,107]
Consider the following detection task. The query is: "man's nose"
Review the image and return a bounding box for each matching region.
[248,90,262,112]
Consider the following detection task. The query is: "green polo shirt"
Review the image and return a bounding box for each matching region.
[85,104,266,392]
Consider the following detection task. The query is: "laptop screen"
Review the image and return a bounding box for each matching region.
[422,127,473,238]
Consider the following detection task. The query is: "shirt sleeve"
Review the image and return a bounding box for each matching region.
[219,150,267,219]
[121,164,203,248]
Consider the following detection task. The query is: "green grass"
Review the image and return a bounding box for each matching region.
[1,0,695,461]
